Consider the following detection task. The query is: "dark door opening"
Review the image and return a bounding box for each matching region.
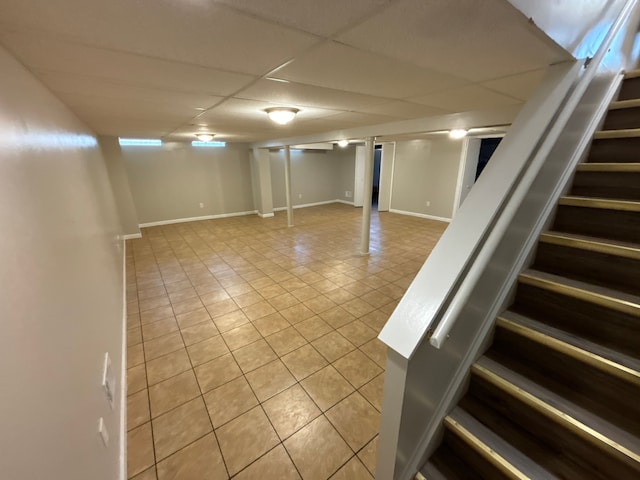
[372,146,382,207]
[476,137,502,180]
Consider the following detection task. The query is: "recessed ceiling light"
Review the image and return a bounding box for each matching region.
[265,107,299,125]
[195,133,215,142]
[449,129,468,139]
[337,140,349,147]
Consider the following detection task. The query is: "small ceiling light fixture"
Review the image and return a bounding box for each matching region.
[449,129,468,139]
[195,133,215,142]
[337,140,349,148]
[265,107,299,125]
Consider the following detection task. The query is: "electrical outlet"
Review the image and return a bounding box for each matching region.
[345,190,352,198]
[102,353,115,409]
[199,203,204,208]
[98,418,109,447]
[425,201,431,207]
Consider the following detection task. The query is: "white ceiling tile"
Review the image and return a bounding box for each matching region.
[236,78,388,111]
[358,100,450,118]
[38,71,224,109]
[275,41,468,98]
[0,1,319,75]
[409,85,522,113]
[480,68,547,101]
[336,0,570,81]
[322,111,398,125]
[213,0,392,37]
[0,30,256,96]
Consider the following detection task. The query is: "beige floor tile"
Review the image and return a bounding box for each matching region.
[326,392,380,451]
[331,456,373,480]
[131,466,157,480]
[171,296,204,316]
[128,389,150,431]
[144,332,185,361]
[128,344,145,367]
[245,359,296,402]
[280,303,315,325]
[128,423,155,478]
[194,353,242,393]
[311,331,356,363]
[186,335,229,366]
[304,294,337,314]
[256,283,287,299]
[180,319,218,346]
[203,376,258,428]
[294,316,332,342]
[216,406,280,476]
[284,416,352,480]
[319,305,356,329]
[142,318,179,342]
[234,445,300,480]
[262,384,321,440]
[199,289,231,306]
[138,285,167,300]
[341,298,376,318]
[253,312,290,337]
[206,298,240,319]
[212,309,248,332]
[358,436,378,475]
[232,291,263,307]
[265,327,307,357]
[146,349,191,386]
[268,292,299,310]
[128,364,147,395]
[175,307,211,329]
[168,287,198,305]
[300,365,354,411]
[148,370,201,418]
[163,279,192,294]
[359,373,385,412]
[333,349,383,389]
[359,338,388,367]
[232,338,277,373]
[337,320,377,347]
[152,397,212,461]
[324,288,356,305]
[343,281,375,297]
[221,323,261,351]
[128,326,143,347]
[290,286,319,302]
[156,433,228,480]
[242,300,276,321]
[140,295,171,313]
[281,344,327,381]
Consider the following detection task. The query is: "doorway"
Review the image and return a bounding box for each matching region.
[372,146,382,207]
[454,136,503,211]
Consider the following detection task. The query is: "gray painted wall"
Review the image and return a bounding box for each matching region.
[391,138,464,220]
[0,46,125,480]
[122,142,255,224]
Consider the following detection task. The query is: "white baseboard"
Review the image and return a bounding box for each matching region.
[274,199,353,212]
[119,240,127,480]
[122,233,142,240]
[258,212,275,218]
[138,210,258,228]
[335,199,355,206]
[389,208,452,223]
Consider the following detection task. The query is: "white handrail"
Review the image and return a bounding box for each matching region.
[428,0,638,349]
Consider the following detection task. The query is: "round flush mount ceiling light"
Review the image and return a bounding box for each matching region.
[449,129,468,139]
[195,133,215,142]
[265,107,299,125]
[337,140,349,148]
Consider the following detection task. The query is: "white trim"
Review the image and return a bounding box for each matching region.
[335,199,355,206]
[258,212,274,218]
[452,137,470,217]
[122,233,142,240]
[138,210,258,228]
[273,199,340,211]
[389,208,451,223]
[119,240,127,480]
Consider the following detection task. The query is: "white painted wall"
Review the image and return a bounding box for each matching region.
[378,142,395,211]
[390,138,465,221]
[122,142,255,225]
[0,46,125,480]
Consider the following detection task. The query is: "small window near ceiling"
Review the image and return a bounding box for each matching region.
[118,138,162,146]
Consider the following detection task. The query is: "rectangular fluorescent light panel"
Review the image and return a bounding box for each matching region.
[118,138,162,146]
[191,141,226,147]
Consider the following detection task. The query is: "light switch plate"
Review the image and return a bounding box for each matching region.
[102,352,115,409]
[98,417,109,447]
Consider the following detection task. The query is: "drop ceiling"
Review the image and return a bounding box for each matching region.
[0,0,571,143]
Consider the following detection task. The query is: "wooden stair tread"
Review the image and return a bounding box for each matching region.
[594,128,640,139]
[473,357,640,468]
[609,99,640,110]
[519,269,640,316]
[445,407,560,480]
[498,311,640,384]
[558,196,640,212]
[539,231,640,260]
[418,464,447,480]
[577,162,640,172]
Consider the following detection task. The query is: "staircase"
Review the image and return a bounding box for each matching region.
[419,71,640,479]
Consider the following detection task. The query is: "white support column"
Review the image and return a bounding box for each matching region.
[360,137,374,255]
[250,147,274,218]
[284,145,294,227]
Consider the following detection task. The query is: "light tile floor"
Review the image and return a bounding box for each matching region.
[126,204,447,479]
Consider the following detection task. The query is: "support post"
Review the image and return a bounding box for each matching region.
[360,137,374,255]
[284,145,294,227]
